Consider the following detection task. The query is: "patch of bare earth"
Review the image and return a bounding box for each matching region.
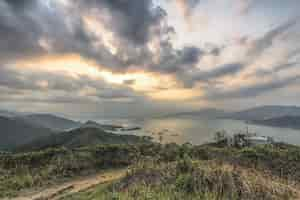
[5,169,127,200]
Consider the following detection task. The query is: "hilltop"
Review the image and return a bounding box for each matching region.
[1,142,300,199]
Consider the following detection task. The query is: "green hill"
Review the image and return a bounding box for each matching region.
[0,116,53,151]
[17,127,150,152]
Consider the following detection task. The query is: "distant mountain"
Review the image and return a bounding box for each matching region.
[0,110,18,118]
[229,106,300,121]
[252,116,300,130]
[15,114,81,132]
[164,108,228,119]
[17,127,150,152]
[0,116,53,150]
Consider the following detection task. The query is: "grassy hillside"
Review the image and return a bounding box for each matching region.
[16,127,151,152]
[0,116,53,151]
[63,160,296,200]
[1,143,300,199]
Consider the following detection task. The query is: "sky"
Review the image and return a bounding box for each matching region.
[0,0,299,119]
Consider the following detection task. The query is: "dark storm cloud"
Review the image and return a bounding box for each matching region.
[181,46,203,64]
[149,45,203,74]
[77,0,198,74]
[0,0,46,61]
[209,47,222,56]
[3,0,37,10]
[0,0,245,105]
[0,0,202,77]
[78,0,168,45]
[0,0,116,67]
[207,75,300,99]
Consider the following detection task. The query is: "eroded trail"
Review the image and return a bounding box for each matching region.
[7,169,127,200]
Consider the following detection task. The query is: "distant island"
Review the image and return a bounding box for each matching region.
[164,105,300,130]
[251,116,300,130]
[227,105,300,121]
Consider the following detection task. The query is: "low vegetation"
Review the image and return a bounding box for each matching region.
[63,159,296,200]
[0,145,139,198]
[1,142,300,199]
[15,127,152,152]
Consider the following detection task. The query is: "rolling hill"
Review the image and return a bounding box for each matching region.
[0,116,53,150]
[15,114,81,132]
[17,127,150,152]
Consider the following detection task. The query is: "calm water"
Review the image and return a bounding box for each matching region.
[97,116,300,146]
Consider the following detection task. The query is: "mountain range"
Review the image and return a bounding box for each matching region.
[162,108,228,119]
[0,116,53,150]
[17,127,150,152]
[252,116,300,130]
[1,105,300,151]
[14,114,81,132]
[165,106,300,121]
[227,105,300,121]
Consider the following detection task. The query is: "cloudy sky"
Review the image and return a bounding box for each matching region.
[0,0,299,119]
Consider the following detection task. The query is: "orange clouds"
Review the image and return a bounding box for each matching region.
[150,88,203,101]
[12,54,180,95]
[14,54,100,77]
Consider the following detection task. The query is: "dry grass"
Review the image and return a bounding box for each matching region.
[63,160,298,200]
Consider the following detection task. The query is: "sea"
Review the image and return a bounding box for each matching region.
[96,116,300,146]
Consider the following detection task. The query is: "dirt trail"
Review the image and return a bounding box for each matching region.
[7,169,127,200]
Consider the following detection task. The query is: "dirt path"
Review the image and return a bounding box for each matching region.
[7,168,127,200]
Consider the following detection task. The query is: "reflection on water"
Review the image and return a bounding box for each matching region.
[97,116,300,146]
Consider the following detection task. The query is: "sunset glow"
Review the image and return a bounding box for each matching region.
[0,0,299,117]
